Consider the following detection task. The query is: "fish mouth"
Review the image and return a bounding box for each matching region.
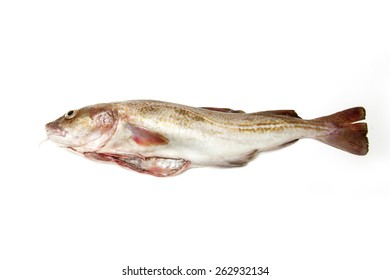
[45,122,67,137]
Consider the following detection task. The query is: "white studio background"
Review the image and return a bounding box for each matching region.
[1,1,389,280]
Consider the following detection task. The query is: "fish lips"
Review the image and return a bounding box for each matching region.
[45,121,67,138]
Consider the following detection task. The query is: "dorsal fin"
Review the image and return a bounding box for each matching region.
[252,110,301,118]
[200,107,245,113]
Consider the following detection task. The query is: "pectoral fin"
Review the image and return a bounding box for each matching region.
[126,124,168,146]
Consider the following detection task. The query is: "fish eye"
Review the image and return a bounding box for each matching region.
[64,110,77,119]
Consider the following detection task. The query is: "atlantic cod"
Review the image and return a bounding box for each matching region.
[45,100,368,176]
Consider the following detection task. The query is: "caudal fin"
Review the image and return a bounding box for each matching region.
[315,107,368,155]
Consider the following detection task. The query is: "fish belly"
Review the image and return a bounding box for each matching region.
[135,128,308,166]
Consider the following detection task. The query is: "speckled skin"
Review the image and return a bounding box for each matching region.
[85,100,328,165]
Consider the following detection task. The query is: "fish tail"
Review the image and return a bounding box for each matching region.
[314,107,368,155]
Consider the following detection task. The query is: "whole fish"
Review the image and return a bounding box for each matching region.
[45,100,368,176]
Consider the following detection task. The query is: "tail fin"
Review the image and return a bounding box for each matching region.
[315,107,368,155]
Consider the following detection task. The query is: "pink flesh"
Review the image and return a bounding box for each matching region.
[84,152,190,177]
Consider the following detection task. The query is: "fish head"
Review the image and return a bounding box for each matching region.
[45,104,118,151]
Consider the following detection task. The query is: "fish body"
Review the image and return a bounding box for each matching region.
[45,100,368,176]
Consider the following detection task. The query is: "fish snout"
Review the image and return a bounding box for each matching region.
[45,121,67,137]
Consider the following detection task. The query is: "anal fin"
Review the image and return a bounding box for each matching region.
[215,150,259,167]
